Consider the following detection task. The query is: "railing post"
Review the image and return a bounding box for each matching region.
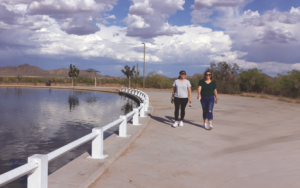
[28,154,48,188]
[121,87,123,92]
[145,95,149,111]
[118,116,129,137]
[132,108,140,125]
[145,99,149,111]
[89,127,108,159]
[140,103,146,117]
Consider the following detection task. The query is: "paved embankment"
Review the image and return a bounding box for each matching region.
[0,85,120,94]
[90,91,300,188]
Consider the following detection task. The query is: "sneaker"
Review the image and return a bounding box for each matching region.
[203,124,209,129]
[172,122,178,128]
[179,121,184,126]
[209,124,213,130]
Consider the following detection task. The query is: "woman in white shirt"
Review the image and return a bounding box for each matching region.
[171,70,192,127]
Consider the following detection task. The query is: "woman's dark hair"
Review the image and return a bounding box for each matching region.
[203,70,213,81]
[178,70,186,79]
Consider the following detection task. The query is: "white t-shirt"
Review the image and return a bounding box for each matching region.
[173,79,191,98]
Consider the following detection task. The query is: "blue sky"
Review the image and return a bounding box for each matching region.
[1,0,300,77]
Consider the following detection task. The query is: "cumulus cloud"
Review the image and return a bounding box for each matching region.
[23,0,117,35]
[209,6,300,65]
[241,9,300,27]
[124,0,185,38]
[191,8,214,23]
[60,17,100,35]
[106,15,116,19]
[0,0,42,5]
[191,0,246,9]
[0,4,20,24]
[253,26,297,44]
[27,0,114,15]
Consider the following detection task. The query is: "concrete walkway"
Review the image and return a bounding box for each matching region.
[90,91,300,188]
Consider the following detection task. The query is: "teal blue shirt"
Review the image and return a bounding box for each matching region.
[198,80,216,96]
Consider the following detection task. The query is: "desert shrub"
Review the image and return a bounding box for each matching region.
[145,71,173,89]
[190,73,203,91]
[240,68,270,93]
[275,70,300,98]
[207,62,241,94]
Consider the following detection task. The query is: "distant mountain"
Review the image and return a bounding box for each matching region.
[0,64,110,78]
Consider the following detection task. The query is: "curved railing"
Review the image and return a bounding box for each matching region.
[0,88,149,188]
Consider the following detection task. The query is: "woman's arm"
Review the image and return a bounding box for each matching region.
[171,86,176,103]
[214,89,218,104]
[188,87,192,104]
[197,86,202,100]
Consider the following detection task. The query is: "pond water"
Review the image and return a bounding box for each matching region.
[0,87,137,188]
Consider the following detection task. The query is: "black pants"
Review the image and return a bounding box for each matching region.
[174,97,188,121]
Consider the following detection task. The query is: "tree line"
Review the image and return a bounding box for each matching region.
[121,62,300,99]
[1,62,299,99]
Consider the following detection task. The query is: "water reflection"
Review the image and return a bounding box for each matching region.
[0,87,137,188]
[68,95,79,111]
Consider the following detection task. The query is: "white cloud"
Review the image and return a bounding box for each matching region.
[124,14,150,29]
[124,0,185,38]
[191,0,247,9]
[106,15,116,19]
[27,0,115,15]
[191,8,214,23]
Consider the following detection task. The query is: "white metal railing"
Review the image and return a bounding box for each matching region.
[0,88,149,188]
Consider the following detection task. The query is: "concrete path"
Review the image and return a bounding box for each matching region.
[90,91,300,188]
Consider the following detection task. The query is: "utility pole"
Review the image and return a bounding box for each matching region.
[142,43,145,91]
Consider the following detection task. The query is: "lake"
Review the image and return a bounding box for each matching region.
[0,87,137,188]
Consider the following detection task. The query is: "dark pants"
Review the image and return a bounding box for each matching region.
[200,96,215,121]
[174,97,188,121]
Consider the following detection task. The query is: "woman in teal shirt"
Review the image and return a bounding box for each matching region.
[197,70,219,130]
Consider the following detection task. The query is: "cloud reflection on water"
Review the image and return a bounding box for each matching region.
[0,87,137,188]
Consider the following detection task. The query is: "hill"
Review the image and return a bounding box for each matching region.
[0,64,108,78]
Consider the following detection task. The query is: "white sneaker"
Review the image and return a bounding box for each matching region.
[179,121,184,126]
[203,124,209,129]
[172,122,178,128]
[209,124,213,130]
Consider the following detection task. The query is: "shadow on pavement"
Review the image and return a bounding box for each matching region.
[150,115,204,129]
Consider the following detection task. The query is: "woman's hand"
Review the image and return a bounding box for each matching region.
[197,95,201,100]
[215,98,218,104]
[171,97,174,104]
[189,99,192,104]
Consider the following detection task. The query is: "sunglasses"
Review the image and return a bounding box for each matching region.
[205,74,211,76]
[181,73,186,75]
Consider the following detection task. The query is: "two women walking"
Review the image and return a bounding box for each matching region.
[172,70,218,130]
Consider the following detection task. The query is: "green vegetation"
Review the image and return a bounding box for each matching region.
[208,62,241,94]
[1,62,300,99]
[68,64,80,87]
[121,65,135,88]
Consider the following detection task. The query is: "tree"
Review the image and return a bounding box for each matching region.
[121,65,135,87]
[68,64,80,87]
[240,68,269,93]
[208,61,240,94]
[135,63,140,86]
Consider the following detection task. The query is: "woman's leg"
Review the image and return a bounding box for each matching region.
[180,98,188,121]
[200,96,208,124]
[207,96,215,125]
[174,97,180,122]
